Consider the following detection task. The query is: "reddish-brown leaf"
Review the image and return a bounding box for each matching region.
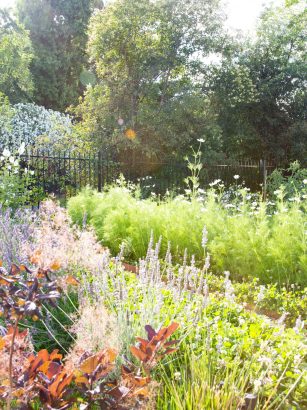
[65,275,79,286]
[79,348,116,375]
[74,375,89,386]
[156,322,179,342]
[130,346,148,362]
[164,348,178,356]
[6,326,28,341]
[164,340,180,347]
[145,325,156,340]
[10,264,20,275]
[132,376,151,387]
[38,361,62,379]
[54,372,74,397]
[0,275,15,285]
[49,372,68,397]
[131,386,149,397]
[135,337,148,349]
[50,349,62,361]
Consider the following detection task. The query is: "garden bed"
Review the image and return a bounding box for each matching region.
[0,199,306,409]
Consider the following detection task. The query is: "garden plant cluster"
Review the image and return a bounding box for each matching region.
[1,0,307,407]
[0,179,306,409]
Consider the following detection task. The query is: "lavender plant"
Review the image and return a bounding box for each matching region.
[76,237,306,409]
[0,205,34,267]
[2,198,303,409]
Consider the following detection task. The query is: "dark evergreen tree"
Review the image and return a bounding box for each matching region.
[17,0,103,111]
[0,8,33,103]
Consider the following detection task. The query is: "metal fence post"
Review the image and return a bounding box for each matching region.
[98,151,102,192]
[260,159,267,200]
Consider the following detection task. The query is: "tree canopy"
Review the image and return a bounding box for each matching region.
[16,0,103,111]
[0,9,33,103]
[0,0,305,164]
[74,0,224,160]
[208,1,307,162]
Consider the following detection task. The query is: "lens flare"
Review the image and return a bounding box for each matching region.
[124,128,136,140]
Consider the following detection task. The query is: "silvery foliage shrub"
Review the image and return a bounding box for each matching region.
[0,102,73,151]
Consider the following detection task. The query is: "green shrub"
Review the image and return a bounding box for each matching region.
[0,145,44,208]
[67,186,102,226]
[68,184,307,286]
[267,161,307,200]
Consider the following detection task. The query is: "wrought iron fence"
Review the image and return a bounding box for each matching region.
[20,150,276,199]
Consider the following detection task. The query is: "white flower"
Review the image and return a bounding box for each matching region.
[18,142,26,155]
[2,148,10,157]
[233,175,240,180]
[293,316,304,334]
[174,371,181,380]
[258,356,272,366]
[117,118,124,126]
[238,317,245,326]
[209,179,221,187]
[303,179,307,184]
[293,354,302,366]
[253,379,262,392]
[197,138,205,143]
[256,285,266,303]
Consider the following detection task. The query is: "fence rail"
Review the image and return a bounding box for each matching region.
[20,150,277,199]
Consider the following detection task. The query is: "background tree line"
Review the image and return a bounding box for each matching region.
[0,0,306,165]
